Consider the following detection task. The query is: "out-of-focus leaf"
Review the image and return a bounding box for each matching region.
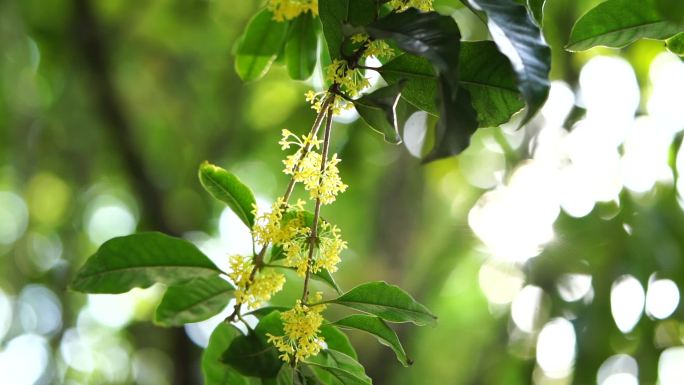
[245,306,290,318]
[333,314,410,366]
[154,275,234,327]
[467,0,551,125]
[354,82,405,144]
[320,324,358,359]
[655,0,684,25]
[199,161,256,228]
[304,350,372,385]
[667,32,684,55]
[235,9,289,81]
[71,232,222,294]
[566,0,684,51]
[329,281,437,325]
[379,53,438,115]
[286,14,319,80]
[202,323,250,385]
[222,311,284,378]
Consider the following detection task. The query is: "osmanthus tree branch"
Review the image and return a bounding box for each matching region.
[71,1,196,384]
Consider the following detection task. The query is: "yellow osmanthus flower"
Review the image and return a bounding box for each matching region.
[349,33,395,60]
[389,0,433,12]
[283,150,348,204]
[326,59,370,98]
[267,293,326,363]
[279,216,347,276]
[252,196,307,246]
[267,0,318,21]
[228,255,286,309]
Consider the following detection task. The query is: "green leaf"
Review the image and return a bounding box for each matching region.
[366,10,461,95]
[320,324,358,359]
[245,306,290,318]
[304,350,372,385]
[199,161,256,228]
[329,281,437,326]
[354,82,405,144]
[566,0,684,51]
[286,14,319,80]
[667,32,684,56]
[380,42,523,128]
[276,365,294,385]
[656,0,684,24]
[154,275,234,327]
[223,311,284,378]
[202,323,250,385]
[319,0,376,59]
[527,0,545,26]
[467,0,551,125]
[235,9,289,81]
[379,53,438,115]
[314,268,343,295]
[71,232,222,294]
[460,41,524,127]
[333,315,410,366]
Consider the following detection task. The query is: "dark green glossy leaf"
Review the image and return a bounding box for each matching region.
[468,0,551,125]
[354,82,404,144]
[320,324,358,359]
[667,32,684,55]
[222,311,284,378]
[381,42,523,128]
[245,306,290,319]
[366,9,461,95]
[154,275,234,327]
[424,79,478,161]
[314,268,343,295]
[333,314,410,366]
[235,9,289,81]
[202,323,250,385]
[304,350,372,385]
[319,0,376,59]
[567,0,684,51]
[286,14,319,80]
[329,281,437,326]
[199,161,256,228]
[71,232,222,294]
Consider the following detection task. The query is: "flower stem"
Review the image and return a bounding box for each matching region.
[301,105,334,302]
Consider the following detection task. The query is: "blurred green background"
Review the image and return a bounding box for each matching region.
[2,0,684,384]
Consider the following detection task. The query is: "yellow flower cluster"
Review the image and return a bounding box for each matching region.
[267,293,326,363]
[350,33,395,60]
[326,59,370,98]
[279,218,347,276]
[389,0,433,12]
[281,130,347,204]
[252,197,306,246]
[228,255,285,309]
[267,0,318,21]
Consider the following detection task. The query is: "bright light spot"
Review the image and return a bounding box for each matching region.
[478,261,524,305]
[611,275,645,333]
[364,56,383,89]
[536,318,576,378]
[132,348,173,385]
[60,328,95,372]
[648,52,684,132]
[557,274,593,302]
[622,117,673,193]
[0,191,29,245]
[541,81,575,127]
[469,162,559,262]
[659,347,684,385]
[598,355,638,385]
[0,333,50,385]
[85,195,137,245]
[403,111,428,158]
[580,56,639,121]
[86,292,138,329]
[646,279,680,319]
[219,207,254,256]
[27,232,63,271]
[99,345,131,383]
[18,284,62,336]
[460,134,506,189]
[512,285,546,333]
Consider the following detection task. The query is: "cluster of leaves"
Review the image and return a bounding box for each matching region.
[72,162,436,385]
[235,0,551,161]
